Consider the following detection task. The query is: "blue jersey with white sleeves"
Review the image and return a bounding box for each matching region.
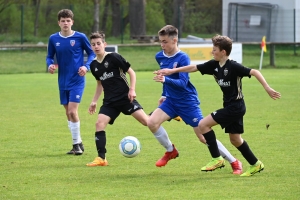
[46,31,95,90]
[155,50,200,106]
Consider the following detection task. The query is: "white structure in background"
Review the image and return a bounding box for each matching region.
[179,35,242,64]
[222,0,300,42]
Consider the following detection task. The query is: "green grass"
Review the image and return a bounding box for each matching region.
[0,70,299,199]
[0,44,300,74]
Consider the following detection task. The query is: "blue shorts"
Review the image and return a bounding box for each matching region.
[159,98,203,127]
[59,88,84,105]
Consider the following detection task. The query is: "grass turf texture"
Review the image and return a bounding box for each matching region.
[0,70,299,199]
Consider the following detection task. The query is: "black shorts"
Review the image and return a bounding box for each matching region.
[99,99,143,125]
[211,99,246,134]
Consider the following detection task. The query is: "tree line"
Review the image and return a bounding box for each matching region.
[0,0,222,40]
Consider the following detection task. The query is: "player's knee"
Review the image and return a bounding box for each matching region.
[95,121,106,130]
[198,122,211,134]
[198,124,207,134]
[68,110,78,120]
[229,135,243,147]
[147,118,159,131]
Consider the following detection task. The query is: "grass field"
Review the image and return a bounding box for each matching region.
[0,69,299,199]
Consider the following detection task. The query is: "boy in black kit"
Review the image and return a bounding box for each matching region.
[157,34,281,176]
[86,32,149,166]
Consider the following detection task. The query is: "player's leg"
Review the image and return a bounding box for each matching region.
[148,108,171,146]
[198,104,246,172]
[148,105,178,167]
[229,133,264,176]
[66,88,84,155]
[196,132,242,174]
[197,114,225,171]
[118,99,147,126]
[87,106,119,167]
[131,109,148,126]
[197,133,235,163]
[64,104,82,155]
[64,105,74,152]
[67,102,83,154]
[178,105,225,171]
[224,101,264,176]
[59,89,83,155]
[215,138,242,174]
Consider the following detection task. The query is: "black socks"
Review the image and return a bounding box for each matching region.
[95,131,106,159]
[237,140,258,165]
[203,130,220,158]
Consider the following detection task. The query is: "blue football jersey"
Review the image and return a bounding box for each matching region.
[46,31,95,90]
[155,50,200,106]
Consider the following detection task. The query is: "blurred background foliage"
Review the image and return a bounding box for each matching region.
[0,0,222,44]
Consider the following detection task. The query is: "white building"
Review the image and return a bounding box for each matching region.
[222,0,300,42]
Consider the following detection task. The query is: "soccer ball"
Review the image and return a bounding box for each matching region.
[119,136,141,158]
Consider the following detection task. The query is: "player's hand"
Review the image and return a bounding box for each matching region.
[156,69,173,76]
[48,64,57,74]
[266,87,281,100]
[78,66,87,76]
[153,74,165,83]
[128,88,136,103]
[158,96,166,105]
[88,102,97,115]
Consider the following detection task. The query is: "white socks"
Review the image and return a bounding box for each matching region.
[154,126,173,152]
[216,139,236,163]
[68,121,82,144]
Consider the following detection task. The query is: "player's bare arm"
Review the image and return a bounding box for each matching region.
[127,68,137,102]
[250,69,281,100]
[89,80,103,115]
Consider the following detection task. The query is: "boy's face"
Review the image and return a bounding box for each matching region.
[58,17,73,32]
[159,35,177,54]
[212,46,226,61]
[90,38,106,55]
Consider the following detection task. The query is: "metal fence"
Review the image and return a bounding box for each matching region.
[225,3,300,43]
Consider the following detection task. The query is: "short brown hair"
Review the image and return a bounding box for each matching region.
[90,31,106,42]
[212,35,232,56]
[57,9,74,21]
[158,25,178,38]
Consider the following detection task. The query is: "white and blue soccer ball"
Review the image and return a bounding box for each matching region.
[119,136,141,158]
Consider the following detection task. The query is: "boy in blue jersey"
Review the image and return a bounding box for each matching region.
[149,25,243,174]
[46,9,95,155]
[157,34,281,176]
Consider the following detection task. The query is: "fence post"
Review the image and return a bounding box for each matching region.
[294,9,297,55]
[270,44,275,67]
[21,5,24,46]
[235,6,238,41]
[178,5,181,42]
[121,6,123,44]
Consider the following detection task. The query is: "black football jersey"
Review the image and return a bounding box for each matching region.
[197,59,251,103]
[90,52,131,105]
